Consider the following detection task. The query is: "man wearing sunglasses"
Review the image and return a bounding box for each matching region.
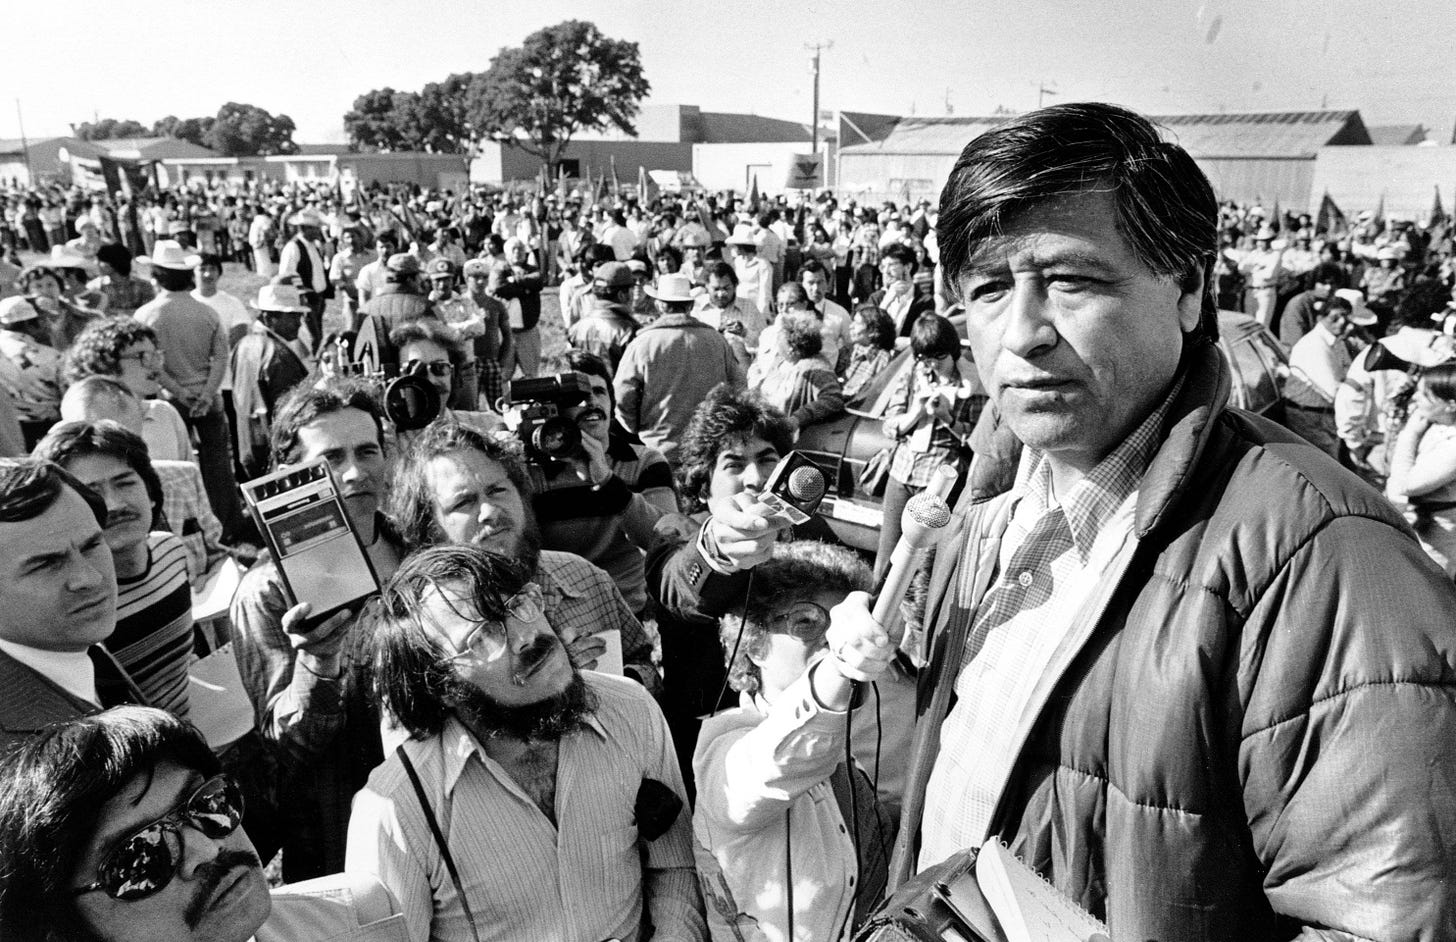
[0,706,271,942]
[348,545,704,942]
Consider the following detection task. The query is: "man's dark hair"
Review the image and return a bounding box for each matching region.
[798,258,830,281]
[95,243,133,278]
[387,421,530,552]
[881,242,917,270]
[368,546,532,738]
[195,253,222,273]
[776,282,810,313]
[269,378,386,469]
[937,102,1220,340]
[0,458,105,528]
[0,706,220,942]
[548,350,611,397]
[150,266,195,293]
[655,246,682,271]
[1308,262,1347,290]
[909,312,962,360]
[852,304,898,351]
[678,385,794,513]
[375,231,400,251]
[62,317,159,387]
[706,262,738,286]
[33,421,165,528]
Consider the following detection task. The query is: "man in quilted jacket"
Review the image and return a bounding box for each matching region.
[870,102,1456,940]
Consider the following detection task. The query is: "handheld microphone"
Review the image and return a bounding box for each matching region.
[872,465,957,641]
[759,452,829,525]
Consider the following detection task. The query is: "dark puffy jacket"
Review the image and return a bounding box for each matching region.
[896,341,1456,941]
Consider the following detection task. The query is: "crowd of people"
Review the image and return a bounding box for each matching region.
[1,100,1455,942]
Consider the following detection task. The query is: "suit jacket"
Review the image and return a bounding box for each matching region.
[0,647,147,756]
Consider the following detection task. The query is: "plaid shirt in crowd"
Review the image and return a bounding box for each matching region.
[885,361,986,487]
[918,376,1183,865]
[535,549,661,695]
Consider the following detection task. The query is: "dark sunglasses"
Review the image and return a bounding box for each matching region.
[73,775,245,902]
[408,359,453,378]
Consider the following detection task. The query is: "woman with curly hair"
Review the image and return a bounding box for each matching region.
[61,317,193,462]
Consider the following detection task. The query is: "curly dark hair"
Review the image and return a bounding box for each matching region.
[62,317,160,388]
[719,541,873,696]
[779,311,824,361]
[677,384,794,514]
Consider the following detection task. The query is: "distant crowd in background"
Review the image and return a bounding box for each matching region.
[1,161,1456,941]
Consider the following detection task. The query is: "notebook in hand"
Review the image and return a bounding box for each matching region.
[934,840,1109,942]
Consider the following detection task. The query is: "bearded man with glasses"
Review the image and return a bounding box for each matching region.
[346,544,705,942]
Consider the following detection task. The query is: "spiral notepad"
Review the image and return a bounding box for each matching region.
[976,841,1109,942]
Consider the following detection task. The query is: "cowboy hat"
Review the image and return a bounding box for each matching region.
[250,281,310,314]
[137,240,201,270]
[645,273,695,302]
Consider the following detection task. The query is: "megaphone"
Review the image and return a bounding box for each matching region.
[1363,342,1416,374]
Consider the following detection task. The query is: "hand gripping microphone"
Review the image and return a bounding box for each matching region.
[872,464,957,642]
[759,452,829,525]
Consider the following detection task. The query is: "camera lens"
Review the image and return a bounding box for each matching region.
[532,417,581,457]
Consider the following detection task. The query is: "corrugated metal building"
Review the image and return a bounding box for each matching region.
[836,109,1372,208]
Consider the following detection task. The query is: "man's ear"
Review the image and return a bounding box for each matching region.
[1176,266,1207,334]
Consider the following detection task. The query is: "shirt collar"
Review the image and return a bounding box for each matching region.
[440,704,609,797]
[1014,372,1185,561]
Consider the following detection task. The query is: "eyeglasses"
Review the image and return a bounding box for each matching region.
[119,350,165,367]
[449,583,547,659]
[764,601,832,641]
[408,359,453,378]
[73,775,245,902]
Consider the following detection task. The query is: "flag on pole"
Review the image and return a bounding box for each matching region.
[595,166,609,205]
[609,155,620,201]
[747,173,761,215]
[1271,197,1282,232]
[1373,191,1386,232]
[1431,184,1448,230]
[637,164,651,203]
[1314,191,1346,237]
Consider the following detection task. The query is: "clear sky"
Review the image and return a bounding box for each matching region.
[3,0,1452,144]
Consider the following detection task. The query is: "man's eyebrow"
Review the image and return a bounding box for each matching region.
[754,448,780,461]
[963,248,1119,278]
[91,772,205,853]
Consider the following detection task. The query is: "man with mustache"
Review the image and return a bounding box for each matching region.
[0,705,405,942]
[527,350,678,619]
[0,457,147,757]
[346,545,705,942]
[229,379,404,880]
[388,420,662,693]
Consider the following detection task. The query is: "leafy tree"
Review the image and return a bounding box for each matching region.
[345,76,476,154]
[204,102,298,157]
[72,118,151,141]
[344,87,415,152]
[152,115,216,147]
[467,20,649,169]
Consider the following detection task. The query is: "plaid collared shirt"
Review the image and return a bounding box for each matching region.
[919,376,1184,867]
[535,549,661,695]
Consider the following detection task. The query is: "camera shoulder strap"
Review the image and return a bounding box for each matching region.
[396,744,484,942]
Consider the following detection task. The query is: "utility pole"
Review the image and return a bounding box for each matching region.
[805,40,832,154]
[15,99,31,184]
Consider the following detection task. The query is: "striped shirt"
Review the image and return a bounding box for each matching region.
[918,377,1182,867]
[345,672,704,942]
[109,532,194,718]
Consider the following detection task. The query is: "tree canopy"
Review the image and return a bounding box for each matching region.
[72,103,296,156]
[470,20,650,168]
[341,20,649,167]
[73,118,150,141]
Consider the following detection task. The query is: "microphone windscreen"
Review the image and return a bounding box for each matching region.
[905,493,952,529]
[787,465,827,502]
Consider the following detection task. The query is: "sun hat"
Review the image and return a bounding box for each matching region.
[137,240,201,270]
[645,273,695,303]
[250,281,310,314]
